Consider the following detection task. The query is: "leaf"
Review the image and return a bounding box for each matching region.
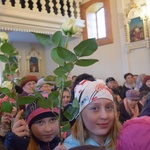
[53,66,67,76]
[44,75,56,82]
[0,87,11,95]
[1,43,15,55]
[51,48,65,66]
[72,98,79,108]
[7,92,18,101]
[75,59,99,66]
[17,96,37,105]
[37,99,52,109]
[64,63,74,72]
[57,47,77,62]
[60,121,69,126]
[8,52,19,57]
[1,101,13,113]
[55,76,67,88]
[63,106,79,121]
[0,54,9,63]
[51,98,59,108]
[61,122,71,132]
[74,38,98,57]
[33,33,52,46]
[33,90,44,100]
[48,91,59,100]
[10,63,18,72]
[64,80,72,88]
[52,31,65,47]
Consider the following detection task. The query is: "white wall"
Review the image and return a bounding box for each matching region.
[44,0,150,85]
[1,0,150,86]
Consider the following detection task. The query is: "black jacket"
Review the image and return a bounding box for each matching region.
[4,132,60,150]
[119,101,143,124]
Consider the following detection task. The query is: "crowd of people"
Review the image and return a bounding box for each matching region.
[0,72,150,150]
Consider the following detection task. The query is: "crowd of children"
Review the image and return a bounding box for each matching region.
[0,72,150,150]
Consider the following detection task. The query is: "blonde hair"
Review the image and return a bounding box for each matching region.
[71,102,121,149]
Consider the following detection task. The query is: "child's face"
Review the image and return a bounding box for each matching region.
[81,98,115,140]
[31,117,59,142]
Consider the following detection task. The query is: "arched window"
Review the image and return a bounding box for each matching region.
[96,7,106,38]
[81,0,113,46]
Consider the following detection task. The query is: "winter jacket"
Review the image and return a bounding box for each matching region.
[117,116,150,150]
[119,101,143,124]
[4,132,60,150]
[120,83,135,99]
[64,134,114,150]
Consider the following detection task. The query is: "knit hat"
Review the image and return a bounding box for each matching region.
[26,102,58,128]
[143,75,150,84]
[20,75,38,88]
[36,78,52,88]
[74,80,113,116]
[106,77,115,84]
[117,116,150,150]
[126,89,140,100]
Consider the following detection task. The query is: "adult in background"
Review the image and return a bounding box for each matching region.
[139,75,150,92]
[139,92,150,117]
[119,89,143,124]
[135,73,146,90]
[120,73,135,99]
[106,77,122,103]
[18,75,38,110]
[36,77,52,97]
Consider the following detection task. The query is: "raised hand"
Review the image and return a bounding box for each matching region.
[12,110,30,137]
[1,112,13,130]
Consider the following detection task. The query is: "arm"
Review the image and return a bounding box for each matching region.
[0,112,12,138]
[4,110,30,150]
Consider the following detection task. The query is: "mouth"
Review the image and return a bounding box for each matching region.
[43,134,53,138]
[97,123,109,128]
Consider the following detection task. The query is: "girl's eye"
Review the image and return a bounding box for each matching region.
[91,107,99,111]
[50,117,57,123]
[35,120,43,125]
[106,105,113,111]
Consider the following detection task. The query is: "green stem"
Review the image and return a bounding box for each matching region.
[65,33,71,49]
[58,78,65,144]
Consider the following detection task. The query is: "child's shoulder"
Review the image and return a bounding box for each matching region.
[64,135,80,149]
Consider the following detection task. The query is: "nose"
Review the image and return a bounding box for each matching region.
[100,108,108,119]
[44,123,52,132]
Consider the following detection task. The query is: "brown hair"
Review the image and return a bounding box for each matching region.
[27,137,40,150]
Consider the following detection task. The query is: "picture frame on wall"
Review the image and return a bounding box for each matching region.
[29,56,39,73]
[129,17,144,43]
[124,2,149,51]
[26,48,42,76]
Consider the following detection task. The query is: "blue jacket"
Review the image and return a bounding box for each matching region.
[4,132,60,150]
[64,134,114,150]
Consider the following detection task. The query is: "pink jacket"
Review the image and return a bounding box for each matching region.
[117,116,150,150]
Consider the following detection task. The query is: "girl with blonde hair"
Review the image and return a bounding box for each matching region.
[64,80,121,150]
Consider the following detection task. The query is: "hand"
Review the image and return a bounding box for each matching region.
[54,143,67,150]
[12,110,30,137]
[1,112,13,130]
